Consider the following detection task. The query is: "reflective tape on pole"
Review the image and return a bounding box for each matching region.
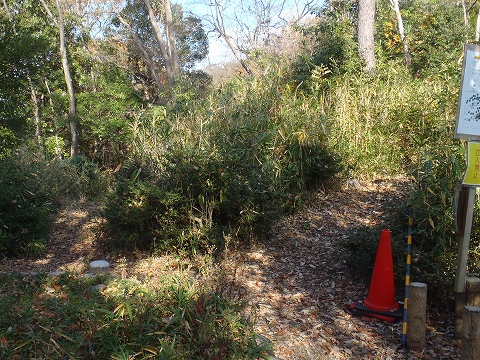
[401,208,413,349]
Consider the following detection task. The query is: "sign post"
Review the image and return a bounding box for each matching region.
[454,44,480,341]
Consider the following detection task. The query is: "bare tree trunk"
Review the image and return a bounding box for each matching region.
[45,79,64,158]
[2,0,12,21]
[110,1,164,92]
[144,0,179,87]
[40,0,78,157]
[462,0,468,27]
[357,0,376,73]
[55,0,77,157]
[163,0,179,75]
[28,76,42,150]
[389,0,411,66]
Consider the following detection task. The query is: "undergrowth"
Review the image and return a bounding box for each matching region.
[0,272,271,359]
[0,151,109,256]
[101,75,343,254]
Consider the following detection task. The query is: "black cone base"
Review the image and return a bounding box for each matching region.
[349,300,403,322]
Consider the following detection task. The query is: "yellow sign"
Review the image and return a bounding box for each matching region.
[463,141,480,186]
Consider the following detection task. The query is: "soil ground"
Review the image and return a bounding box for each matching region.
[0,177,461,359]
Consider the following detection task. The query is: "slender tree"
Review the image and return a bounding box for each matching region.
[144,0,180,87]
[210,0,253,75]
[111,1,165,92]
[475,6,480,42]
[2,0,43,150]
[40,0,78,157]
[389,0,411,66]
[357,0,376,72]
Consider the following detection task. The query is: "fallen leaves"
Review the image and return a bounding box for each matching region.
[222,177,460,359]
[0,178,461,359]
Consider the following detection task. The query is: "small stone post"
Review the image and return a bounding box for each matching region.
[407,282,427,352]
[89,260,110,274]
[462,306,480,359]
[466,276,480,306]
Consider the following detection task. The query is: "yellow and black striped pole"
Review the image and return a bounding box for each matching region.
[401,207,413,349]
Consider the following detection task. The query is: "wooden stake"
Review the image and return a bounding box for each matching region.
[462,306,480,359]
[467,276,480,307]
[455,185,476,340]
[407,282,427,352]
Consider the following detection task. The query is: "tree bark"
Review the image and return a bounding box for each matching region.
[41,0,78,157]
[163,0,179,75]
[110,1,164,92]
[357,0,376,73]
[55,0,77,157]
[2,0,11,21]
[28,76,42,150]
[462,0,468,27]
[476,7,480,42]
[389,0,411,66]
[144,0,179,87]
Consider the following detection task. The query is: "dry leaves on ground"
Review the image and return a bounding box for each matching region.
[0,178,461,359]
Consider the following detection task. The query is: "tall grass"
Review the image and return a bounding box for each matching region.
[103,71,343,253]
[0,271,270,359]
[321,60,471,306]
[319,61,459,178]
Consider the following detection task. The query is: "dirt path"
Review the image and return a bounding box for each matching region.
[230,179,459,359]
[0,178,460,359]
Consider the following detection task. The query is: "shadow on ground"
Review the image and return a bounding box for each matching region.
[224,178,460,359]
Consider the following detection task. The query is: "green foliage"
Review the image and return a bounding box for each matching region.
[401,1,465,78]
[406,144,466,306]
[0,272,268,359]
[292,0,361,85]
[172,6,209,69]
[102,179,194,252]
[0,158,52,256]
[303,0,469,308]
[76,63,141,167]
[0,126,18,159]
[0,0,59,150]
[376,0,465,78]
[315,61,458,178]
[0,151,109,256]
[102,74,343,253]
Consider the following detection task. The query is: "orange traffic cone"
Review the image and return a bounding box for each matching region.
[349,229,403,322]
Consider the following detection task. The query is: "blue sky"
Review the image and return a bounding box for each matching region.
[176,0,322,66]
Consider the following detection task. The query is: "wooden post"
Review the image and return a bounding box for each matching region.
[467,276,480,307]
[455,185,476,340]
[462,306,480,359]
[407,282,427,352]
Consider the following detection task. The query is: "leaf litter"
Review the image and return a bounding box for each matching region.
[0,178,461,359]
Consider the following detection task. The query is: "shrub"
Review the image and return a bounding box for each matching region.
[102,76,343,253]
[68,155,110,198]
[102,147,281,253]
[405,144,468,307]
[0,273,271,359]
[0,158,53,256]
[101,179,195,252]
[0,151,110,256]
